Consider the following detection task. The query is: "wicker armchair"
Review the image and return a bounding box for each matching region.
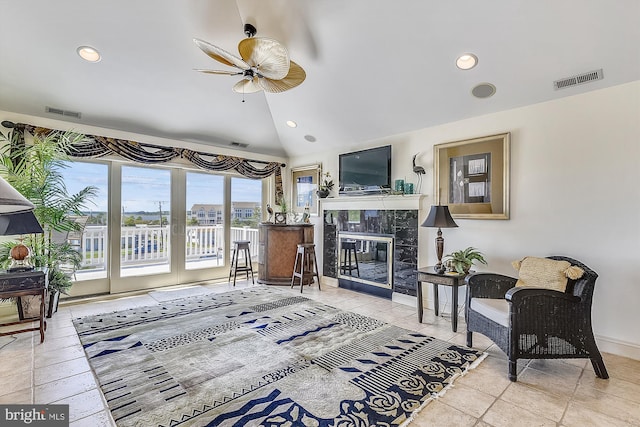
[465,256,609,381]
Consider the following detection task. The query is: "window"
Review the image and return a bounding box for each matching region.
[120,166,171,277]
[186,172,225,270]
[230,177,262,261]
[60,161,109,281]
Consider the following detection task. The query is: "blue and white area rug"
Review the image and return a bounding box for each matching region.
[73,286,485,427]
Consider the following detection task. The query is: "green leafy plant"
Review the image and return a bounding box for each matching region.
[0,129,97,295]
[443,247,487,274]
[278,198,288,214]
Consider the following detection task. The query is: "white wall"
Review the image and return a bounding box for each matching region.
[291,81,640,359]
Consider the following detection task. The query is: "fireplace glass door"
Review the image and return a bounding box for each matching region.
[338,233,394,289]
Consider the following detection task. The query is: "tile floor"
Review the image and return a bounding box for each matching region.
[1,281,639,427]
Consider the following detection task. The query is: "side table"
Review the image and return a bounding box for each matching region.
[0,268,48,343]
[416,267,467,332]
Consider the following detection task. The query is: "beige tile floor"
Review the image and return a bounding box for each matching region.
[1,281,639,427]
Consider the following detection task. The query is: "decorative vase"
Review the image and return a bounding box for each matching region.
[317,189,330,198]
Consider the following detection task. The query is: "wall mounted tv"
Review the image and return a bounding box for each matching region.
[339,145,392,195]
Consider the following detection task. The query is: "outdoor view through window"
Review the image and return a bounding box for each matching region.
[61,162,263,282]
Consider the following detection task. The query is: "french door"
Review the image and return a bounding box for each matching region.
[65,161,269,296]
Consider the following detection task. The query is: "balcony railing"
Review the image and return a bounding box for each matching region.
[77,225,259,275]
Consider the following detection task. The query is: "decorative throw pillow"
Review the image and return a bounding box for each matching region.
[511,256,584,292]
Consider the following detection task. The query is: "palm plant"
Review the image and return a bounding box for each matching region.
[443,247,487,274]
[0,129,97,296]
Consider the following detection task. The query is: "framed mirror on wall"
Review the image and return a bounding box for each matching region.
[291,164,321,216]
[434,133,510,219]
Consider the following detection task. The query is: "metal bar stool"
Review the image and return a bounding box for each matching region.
[290,243,321,293]
[340,239,360,277]
[228,240,255,286]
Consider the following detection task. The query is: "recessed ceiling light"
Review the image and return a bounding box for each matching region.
[456,53,478,70]
[286,120,297,128]
[304,135,316,142]
[77,46,101,63]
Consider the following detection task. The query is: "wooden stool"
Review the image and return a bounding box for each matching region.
[290,243,321,293]
[228,240,255,286]
[340,240,360,277]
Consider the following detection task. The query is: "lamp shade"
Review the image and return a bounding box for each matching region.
[0,210,44,235]
[0,176,35,213]
[421,205,458,228]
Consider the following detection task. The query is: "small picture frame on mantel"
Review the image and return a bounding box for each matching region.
[274,212,287,224]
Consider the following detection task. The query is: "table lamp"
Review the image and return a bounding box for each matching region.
[0,210,44,271]
[421,205,458,273]
[0,176,41,270]
[0,176,35,213]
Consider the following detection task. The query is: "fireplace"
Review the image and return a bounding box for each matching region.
[338,232,394,296]
[322,204,420,299]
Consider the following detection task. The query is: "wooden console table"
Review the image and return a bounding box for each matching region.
[258,223,314,285]
[0,268,48,342]
[416,267,467,332]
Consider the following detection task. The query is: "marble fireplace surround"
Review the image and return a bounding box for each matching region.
[321,195,425,302]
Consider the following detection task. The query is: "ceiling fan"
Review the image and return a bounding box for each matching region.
[193,24,306,94]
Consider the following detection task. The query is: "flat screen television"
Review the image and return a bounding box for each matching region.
[339,145,391,195]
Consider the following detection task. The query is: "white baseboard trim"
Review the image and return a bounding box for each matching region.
[320,277,338,288]
[392,293,416,307]
[596,335,640,361]
[422,297,460,317]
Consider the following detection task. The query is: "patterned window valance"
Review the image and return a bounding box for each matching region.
[8,123,284,204]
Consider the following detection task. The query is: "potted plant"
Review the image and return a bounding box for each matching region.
[0,129,97,317]
[443,247,487,274]
[317,171,334,198]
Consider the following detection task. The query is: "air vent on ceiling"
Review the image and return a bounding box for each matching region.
[229,141,249,148]
[45,106,82,119]
[553,69,603,90]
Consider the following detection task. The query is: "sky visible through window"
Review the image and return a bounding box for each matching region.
[60,162,262,213]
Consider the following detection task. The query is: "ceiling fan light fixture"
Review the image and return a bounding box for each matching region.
[194,24,305,94]
[77,46,101,62]
[243,69,255,81]
[456,53,477,70]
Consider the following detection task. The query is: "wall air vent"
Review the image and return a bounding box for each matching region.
[45,106,82,119]
[553,69,603,90]
[229,141,249,148]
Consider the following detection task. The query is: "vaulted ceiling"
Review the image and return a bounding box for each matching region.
[1,1,638,158]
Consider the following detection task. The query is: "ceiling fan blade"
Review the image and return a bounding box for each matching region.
[194,69,241,76]
[258,61,306,93]
[193,38,250,70]
[238,38,290,80]
[232,78,263,94]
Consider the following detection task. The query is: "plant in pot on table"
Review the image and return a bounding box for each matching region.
[317,171,334,198]
[0,129,97,318]
[443,247,487,274]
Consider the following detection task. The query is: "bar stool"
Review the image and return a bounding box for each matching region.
[340,240,360,277]
[290,243,321,293]
[228,240,255,286]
